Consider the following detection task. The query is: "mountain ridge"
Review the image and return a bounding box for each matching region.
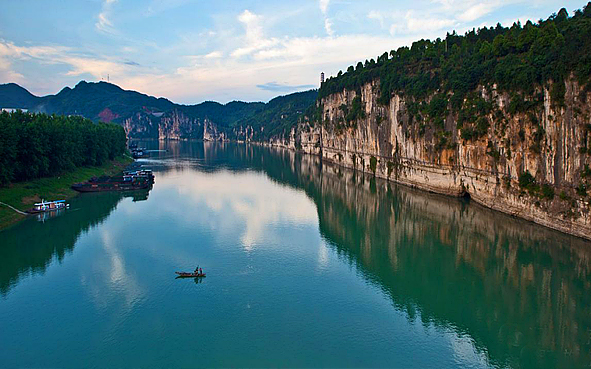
[0,81,318,140]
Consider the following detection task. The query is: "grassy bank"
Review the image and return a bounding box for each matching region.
[0,155,133,231]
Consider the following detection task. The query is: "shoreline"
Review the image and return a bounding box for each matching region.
[237,139,591,242]
[130,137,591,241]
[0,155,134,231]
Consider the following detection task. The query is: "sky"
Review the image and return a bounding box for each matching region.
[0,0,587,104]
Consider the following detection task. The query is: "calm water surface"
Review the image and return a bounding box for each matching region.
[1,141,591,368]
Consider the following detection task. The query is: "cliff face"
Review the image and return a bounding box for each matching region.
[297,78,591,240]
[123,110,208,140]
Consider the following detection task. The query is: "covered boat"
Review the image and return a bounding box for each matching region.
[27,200,69,214]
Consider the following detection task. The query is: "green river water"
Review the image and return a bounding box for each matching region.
[1,141,590,368]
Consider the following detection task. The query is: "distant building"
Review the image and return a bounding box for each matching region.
[1,108,28,113]
[320,72,325,85]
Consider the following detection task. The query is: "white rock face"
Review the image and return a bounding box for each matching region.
[297,78,591,240]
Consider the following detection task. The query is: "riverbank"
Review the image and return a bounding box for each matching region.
[0,155,134,231]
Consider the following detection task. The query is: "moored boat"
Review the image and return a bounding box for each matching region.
[71,174,152,192]
[27,200,69,214]
[131,148,148,159]
[123,169,155,184]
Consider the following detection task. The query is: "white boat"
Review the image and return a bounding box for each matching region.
[27,200,69,213]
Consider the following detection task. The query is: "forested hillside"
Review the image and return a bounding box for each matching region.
[0,111,126,185]
[232,90,317,141]
[0,81,316,140]
[0,83,41,109]
[292,3,591,240]
[317,4,591,141]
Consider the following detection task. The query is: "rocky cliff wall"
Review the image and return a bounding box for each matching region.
[296,78,591,240]
[123,110,215,140]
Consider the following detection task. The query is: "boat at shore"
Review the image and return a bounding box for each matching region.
[123,169,155,184]
[27,200,69,214]
[175,271,206,278]
[131,148,148,159]
[71,172,153,192]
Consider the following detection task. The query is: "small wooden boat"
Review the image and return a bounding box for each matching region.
[175,271,206,278]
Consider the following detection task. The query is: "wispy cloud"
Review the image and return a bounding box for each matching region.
[392,11,457,35]
[96,0,118,34]
[204,51,223,59]
[256,81,315,92]
[319,0,333,36]
[0,39,151,87]
[231,10,279,58]
[319,0,330,14]
[367,0,526,37]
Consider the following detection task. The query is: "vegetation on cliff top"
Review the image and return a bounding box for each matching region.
[319,3,591,107]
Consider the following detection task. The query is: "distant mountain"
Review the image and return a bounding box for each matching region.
[0,83,41,109]
[0,81,317,140]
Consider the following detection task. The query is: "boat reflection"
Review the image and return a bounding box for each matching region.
[0,190,152,297]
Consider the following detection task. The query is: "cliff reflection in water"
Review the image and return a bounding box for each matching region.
[0,191,150,296]
[307,160,591,368]
[214,142,591,369]
[139,141,591,367]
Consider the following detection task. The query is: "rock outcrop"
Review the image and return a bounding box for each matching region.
[293,78,591,240]
[123,110,205,140]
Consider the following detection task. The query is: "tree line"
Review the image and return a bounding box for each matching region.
[319,4,591,111]
[0,111,127,185]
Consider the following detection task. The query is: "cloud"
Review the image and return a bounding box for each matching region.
[204,51,223,59]
[96,0,118,34]
[0,39,153,89]
[318,0,333,36]
[367,0,525,37]
[231,10,279,58]
[368,10,457,36]
[0,57,24,83]
[319,0,330,14]
[400,11,457,34]
[239,10,263,44]
[367,10,385,28]
[324,18,334,36]
[256,81,316,92]
[0,40,71,84]
[457,3,496,22]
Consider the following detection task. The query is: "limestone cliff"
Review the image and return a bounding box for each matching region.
[295,78,591,240]
[123,110,206,140]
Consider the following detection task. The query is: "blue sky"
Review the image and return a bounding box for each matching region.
[0,0,587,104]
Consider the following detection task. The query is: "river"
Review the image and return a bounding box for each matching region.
[1,141,590,368]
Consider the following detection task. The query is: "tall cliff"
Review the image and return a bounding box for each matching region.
[293,76,591,240]
[274,5,591,240]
